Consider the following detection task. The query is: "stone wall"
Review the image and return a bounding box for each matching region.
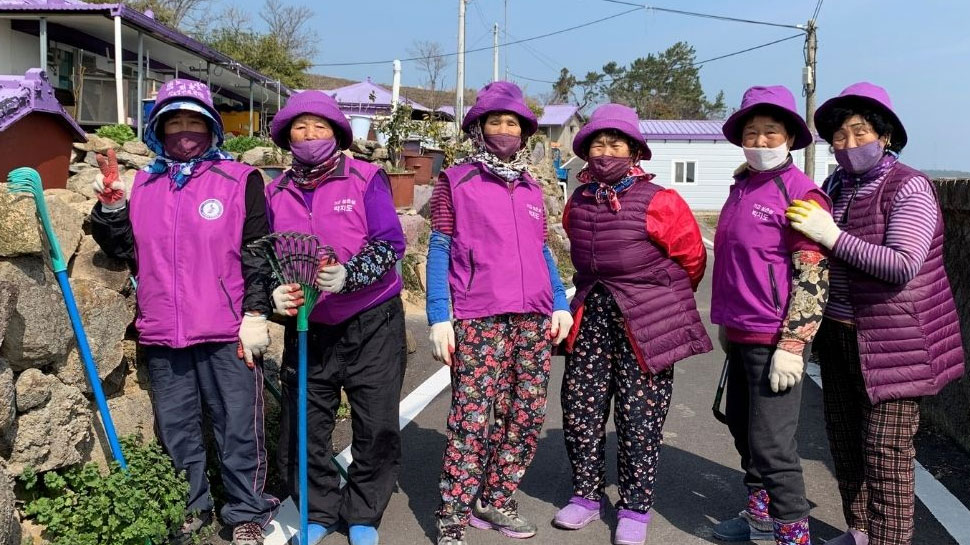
[926,179,970,452]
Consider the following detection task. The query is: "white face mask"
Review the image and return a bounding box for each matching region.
[743,142,790,171]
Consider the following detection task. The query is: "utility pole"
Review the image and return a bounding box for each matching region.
[456,0,467,131]
[803,19,818,180]
[504,0,509,80]
[492,23,500,82]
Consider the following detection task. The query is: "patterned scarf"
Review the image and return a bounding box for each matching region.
[145,147,234,189]
[578,161,654,213]
[287,153,343,190]
[457,123,532,182]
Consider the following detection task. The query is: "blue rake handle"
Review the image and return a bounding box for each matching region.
[298,327,309,545]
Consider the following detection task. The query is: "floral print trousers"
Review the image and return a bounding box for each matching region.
[436,312,552,522]
[562,287,674,513]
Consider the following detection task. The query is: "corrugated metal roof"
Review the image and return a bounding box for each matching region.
[538,104,579,127]
[0,68,85,140]
[639,119,727,141]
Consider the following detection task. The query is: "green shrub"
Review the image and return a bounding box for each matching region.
[95,124,136,145]
[20,435,190,545]
[223,135,273,154]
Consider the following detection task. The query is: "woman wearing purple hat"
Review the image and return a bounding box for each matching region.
[426,81,572,545]
[784,82,964,545]
[710,85,834,545]
[90,78,278,545]
[552,103,711,545]
[264,90,407,545]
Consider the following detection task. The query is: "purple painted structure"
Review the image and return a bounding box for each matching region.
[322,78,429,117]
[638,119,727,141]
[538,104,580,127]
[0,68,84,139]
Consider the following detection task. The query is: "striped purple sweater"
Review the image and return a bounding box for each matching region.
[826,173,938,321]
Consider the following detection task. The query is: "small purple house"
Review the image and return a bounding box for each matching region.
[538,104,582,157]
[322,78,431,119]
[0,68,85,189]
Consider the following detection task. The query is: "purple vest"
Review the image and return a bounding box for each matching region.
[129,161,252,347]
[567,180,712,373]
[445,163,552,320]
[836,162,965,403]
[265,157,402,325]
[711,163,830,334]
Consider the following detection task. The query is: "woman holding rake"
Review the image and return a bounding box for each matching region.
[265,90,407,545]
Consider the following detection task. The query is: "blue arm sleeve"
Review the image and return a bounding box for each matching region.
[543,244,569,312]
[426,230,453,325]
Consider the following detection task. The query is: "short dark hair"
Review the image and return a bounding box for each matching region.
[742,105,799,141]
[818,100,901,153]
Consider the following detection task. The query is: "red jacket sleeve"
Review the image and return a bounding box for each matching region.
[785,188,831,254]
[645,189,707,290]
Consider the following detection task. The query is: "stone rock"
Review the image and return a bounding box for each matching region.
[0,282,16,350]
[406,327,417,354]
[0,362,13,436]
[413,184,434,219]
[44,188,86,204]
[122,140,151,156]
[399,214,430,254]
[0,256,53,290]
[0,465,20,545]
[3,376,93,474]
[544,192,565,219]
[413,255,428,293]
[69,199,97,228]
[14,368,53,413]
[372,147,389,161]
[0,192,85,259]
[83,377,154,470]
[240,146,276,166]
[52,279,134,397]
[0,282,73,371]
[71,148,85,164]
[116,151,152,170]
[66,168,100,199]
[69,236,131,293]
[83,151,100,167]
[73,134,120,154]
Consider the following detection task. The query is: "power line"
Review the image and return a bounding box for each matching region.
[599,1,804,30]
[309,7,643,67]
[812,0,824,21]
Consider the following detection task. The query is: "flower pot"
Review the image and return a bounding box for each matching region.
[387,171,415,209]
[403,152,434,185]
[348,114,373,142]
[402,139,422,154]
[426,148,446,177]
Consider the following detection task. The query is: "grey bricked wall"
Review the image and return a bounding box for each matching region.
[927,179,970,452]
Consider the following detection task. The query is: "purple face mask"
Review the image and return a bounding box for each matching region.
[291,138,338,166]
[164,131,212,161]
[484,133,523,159]
[588,155,633,184]
[835,140,885,174]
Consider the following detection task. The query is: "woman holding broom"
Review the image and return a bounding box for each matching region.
[264,90,407,545]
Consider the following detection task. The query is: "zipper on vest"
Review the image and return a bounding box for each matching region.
[173,190,183,343]
[768,266,780,314]
[219,277,240,321]
[466,250,476,295]
[838,186,859,226]
[509,190,526,307]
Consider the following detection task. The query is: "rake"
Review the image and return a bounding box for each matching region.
[6,168,129,469]
[248,232,337,545]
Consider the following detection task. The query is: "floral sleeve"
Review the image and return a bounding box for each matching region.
[340,239,398,293]
[777,250,830,355]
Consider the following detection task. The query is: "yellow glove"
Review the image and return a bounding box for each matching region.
[785,199,841,249]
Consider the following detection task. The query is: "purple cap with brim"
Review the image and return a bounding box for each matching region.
[461,81,538,137]
[721,85,813,150]
[148,79,223,135]
[814,82,907,150]
[572,103,651,161]
[271,90,353,151]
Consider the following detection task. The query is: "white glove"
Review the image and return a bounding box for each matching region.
[768,348,804,393]
[786,199,841,249]
[430,321,456,365]
[272,283,304,316]
[92,172,128,212]
[550,310,574,345]
[238,314,270,368]
[316,263,347,293]
[718,325,728,352]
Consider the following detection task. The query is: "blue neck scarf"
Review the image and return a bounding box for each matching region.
[145,147,234,188]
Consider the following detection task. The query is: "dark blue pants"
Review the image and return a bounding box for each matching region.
[145,342,280,527]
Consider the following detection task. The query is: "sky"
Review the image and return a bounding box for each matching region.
[228,0,970,171]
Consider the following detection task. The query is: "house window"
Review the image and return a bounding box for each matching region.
[673,161,696,184]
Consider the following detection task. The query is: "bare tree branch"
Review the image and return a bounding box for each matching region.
[407,40,450,112]
[260,0,318,60]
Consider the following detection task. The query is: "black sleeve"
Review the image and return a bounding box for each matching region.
[241,172,273,315]
[90,202,137,272]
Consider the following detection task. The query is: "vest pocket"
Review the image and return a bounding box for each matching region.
[466,250,476,294]
[219,277,240,321]
[768,266,781,314]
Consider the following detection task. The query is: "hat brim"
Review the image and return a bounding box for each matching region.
[572,119,651,161]
[144,100,224,153]
[814,95,907,150]
[270,111,353,151]
[722,103,813,150]
[461,104,538,138]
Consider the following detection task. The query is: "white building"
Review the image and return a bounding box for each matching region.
[638,120,836,210]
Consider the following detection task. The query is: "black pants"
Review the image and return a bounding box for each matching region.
[145,342,280,527]
[725,343,809,522]
[277,296,407,527]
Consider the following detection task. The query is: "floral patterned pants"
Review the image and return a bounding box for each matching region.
[562,287,674,513]
[436,312,552,521]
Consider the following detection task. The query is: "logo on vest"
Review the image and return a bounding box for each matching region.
[527,204,542,221]
[333,198,356,213]
[751,203,775,222]
[199,199,224,220]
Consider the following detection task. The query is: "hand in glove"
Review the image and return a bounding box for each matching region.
[93,150,127,211]
[768,348,804,393]
[430,321,456,366]
[272,283,304,316]
[549,310,574,345]
[786,199,841,249]
[316,263,347,293]
[237,314,270,369]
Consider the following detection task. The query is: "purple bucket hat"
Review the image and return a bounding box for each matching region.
[572,103,651,161]
[271,90,353,151]
[461,81,538,137]
[144,79,224,152]
[814,82,907,150]
[722,85,813,150]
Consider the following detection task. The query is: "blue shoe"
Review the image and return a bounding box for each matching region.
[288,523,334,545]
[348,525,379,545]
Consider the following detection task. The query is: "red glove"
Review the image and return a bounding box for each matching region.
[95,149,125,205]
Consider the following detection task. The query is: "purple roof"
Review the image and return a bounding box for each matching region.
[436,105,470,119]
[538,104,580,127]
[0,68,85,141]
[639,119,727,141]
[322,78,429,113]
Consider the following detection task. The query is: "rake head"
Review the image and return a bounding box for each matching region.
[6,167,67,272]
